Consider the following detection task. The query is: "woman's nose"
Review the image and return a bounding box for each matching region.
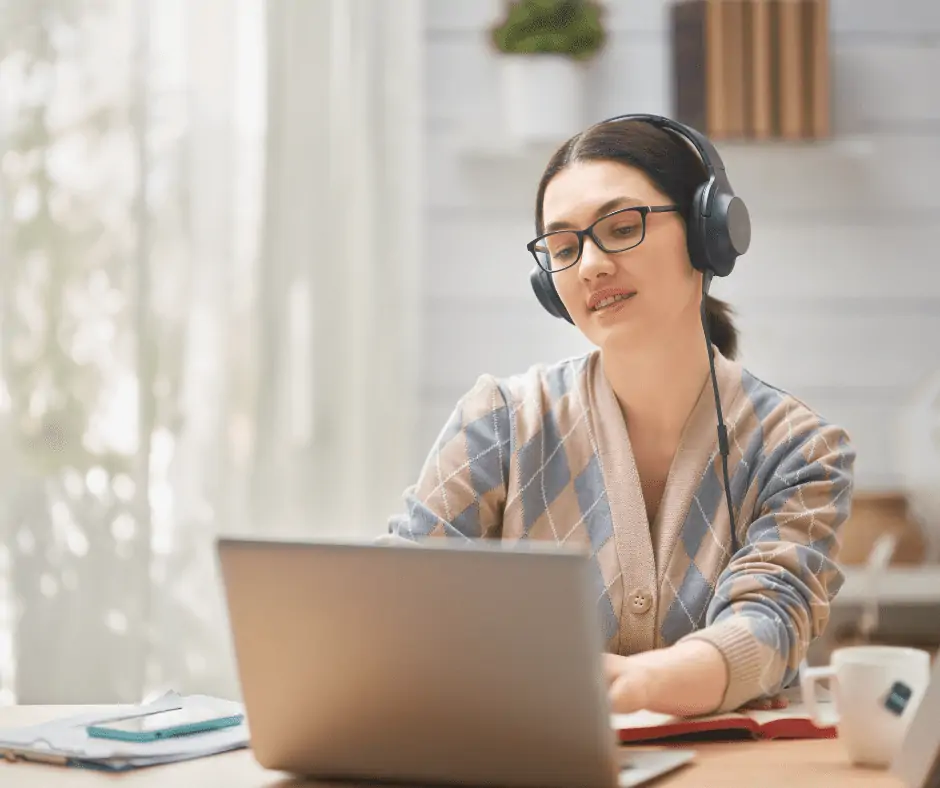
[578,236,614,279]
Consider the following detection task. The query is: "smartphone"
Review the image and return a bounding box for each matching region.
[86,704,244,742]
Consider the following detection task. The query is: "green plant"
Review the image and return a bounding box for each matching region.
[490,0,606,61]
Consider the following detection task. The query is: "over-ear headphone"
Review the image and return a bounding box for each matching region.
[529,113,751,324]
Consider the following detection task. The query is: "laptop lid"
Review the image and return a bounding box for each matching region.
[217,536,621,787]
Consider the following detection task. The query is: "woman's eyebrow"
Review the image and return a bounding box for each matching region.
[544,196,643,232]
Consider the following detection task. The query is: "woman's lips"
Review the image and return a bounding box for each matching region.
[588,290,636,312]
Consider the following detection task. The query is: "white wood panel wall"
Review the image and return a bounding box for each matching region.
[415,0,940,492]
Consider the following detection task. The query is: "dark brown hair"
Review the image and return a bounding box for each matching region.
[534,119,738,360]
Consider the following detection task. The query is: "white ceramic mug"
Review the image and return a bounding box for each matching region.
[801,645,932,768]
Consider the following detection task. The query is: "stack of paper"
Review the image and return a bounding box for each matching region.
[0,691,249,771]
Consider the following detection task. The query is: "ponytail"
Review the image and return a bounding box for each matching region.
[705,295,738,360]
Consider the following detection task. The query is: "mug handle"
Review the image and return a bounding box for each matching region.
[800,665,840,728]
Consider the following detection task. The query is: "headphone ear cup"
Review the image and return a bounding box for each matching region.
[529,266,573,324]
[686,183,710,274]
[687,181,749,279]
[705,190,750,278]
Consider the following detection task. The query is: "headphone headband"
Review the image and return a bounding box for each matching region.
[592,113,732,218]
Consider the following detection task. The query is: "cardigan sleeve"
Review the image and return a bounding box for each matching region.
[387,374,512,541]
[678,407,856,713]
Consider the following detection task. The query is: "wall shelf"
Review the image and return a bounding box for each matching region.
[449,128,883,163]
[834,565,940,606]
[449,131,561,160]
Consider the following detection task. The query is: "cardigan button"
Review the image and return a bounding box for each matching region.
[629,588,652,615]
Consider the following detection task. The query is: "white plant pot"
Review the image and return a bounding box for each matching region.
[499,54,586,144]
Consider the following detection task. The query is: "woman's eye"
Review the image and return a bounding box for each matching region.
[612,225,636,237]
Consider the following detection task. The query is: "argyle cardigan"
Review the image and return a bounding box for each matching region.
[387,348,856,713]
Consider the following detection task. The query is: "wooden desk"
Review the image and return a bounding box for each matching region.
[0,706,905,787]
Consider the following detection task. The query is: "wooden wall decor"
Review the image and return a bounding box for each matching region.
[671,0,830,141]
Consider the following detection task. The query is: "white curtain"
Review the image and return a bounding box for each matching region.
[0,0,423,705]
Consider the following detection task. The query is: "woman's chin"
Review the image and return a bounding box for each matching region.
[582,321,645,356]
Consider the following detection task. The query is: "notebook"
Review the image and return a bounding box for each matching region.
[612,688,836,744]
[0,691,248,771]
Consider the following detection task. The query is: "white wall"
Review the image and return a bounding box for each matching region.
[417,0,940,492]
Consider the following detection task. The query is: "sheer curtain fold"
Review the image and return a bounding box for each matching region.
[322,0,424,538]
[0,0,423,704]
[255,0,424,540]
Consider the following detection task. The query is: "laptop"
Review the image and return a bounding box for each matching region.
[216,536,694,787]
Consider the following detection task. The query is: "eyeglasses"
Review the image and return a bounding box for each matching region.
[527,205,680,273]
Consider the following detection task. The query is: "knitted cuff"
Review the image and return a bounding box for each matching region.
[679,618,771,713]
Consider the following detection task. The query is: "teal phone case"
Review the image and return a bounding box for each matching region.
[86,712,244,742]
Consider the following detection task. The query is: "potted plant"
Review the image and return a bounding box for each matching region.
[490,0,606,143]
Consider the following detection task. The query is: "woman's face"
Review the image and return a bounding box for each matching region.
[540,159,700,354]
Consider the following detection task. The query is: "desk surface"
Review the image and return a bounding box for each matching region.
[0,706,905,787]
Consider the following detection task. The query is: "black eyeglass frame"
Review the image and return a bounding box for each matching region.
[527,205,680,273]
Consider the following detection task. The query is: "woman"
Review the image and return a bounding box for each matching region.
[387,117,856,718]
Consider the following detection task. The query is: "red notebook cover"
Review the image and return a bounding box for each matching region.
[612,701,837,744]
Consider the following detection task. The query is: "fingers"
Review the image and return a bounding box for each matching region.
[602,653,628,686]
[607,674,634,714]
[739,695,790,711]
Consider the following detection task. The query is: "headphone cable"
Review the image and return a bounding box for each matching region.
[700,270,738,556]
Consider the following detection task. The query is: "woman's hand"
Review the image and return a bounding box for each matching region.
[602,652,630,686]
[606,655,654,714]
[603,640,730,717]
[604,643,789,717]
[604,641,787,717]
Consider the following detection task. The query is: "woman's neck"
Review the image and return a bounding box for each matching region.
[601,322,712,443]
